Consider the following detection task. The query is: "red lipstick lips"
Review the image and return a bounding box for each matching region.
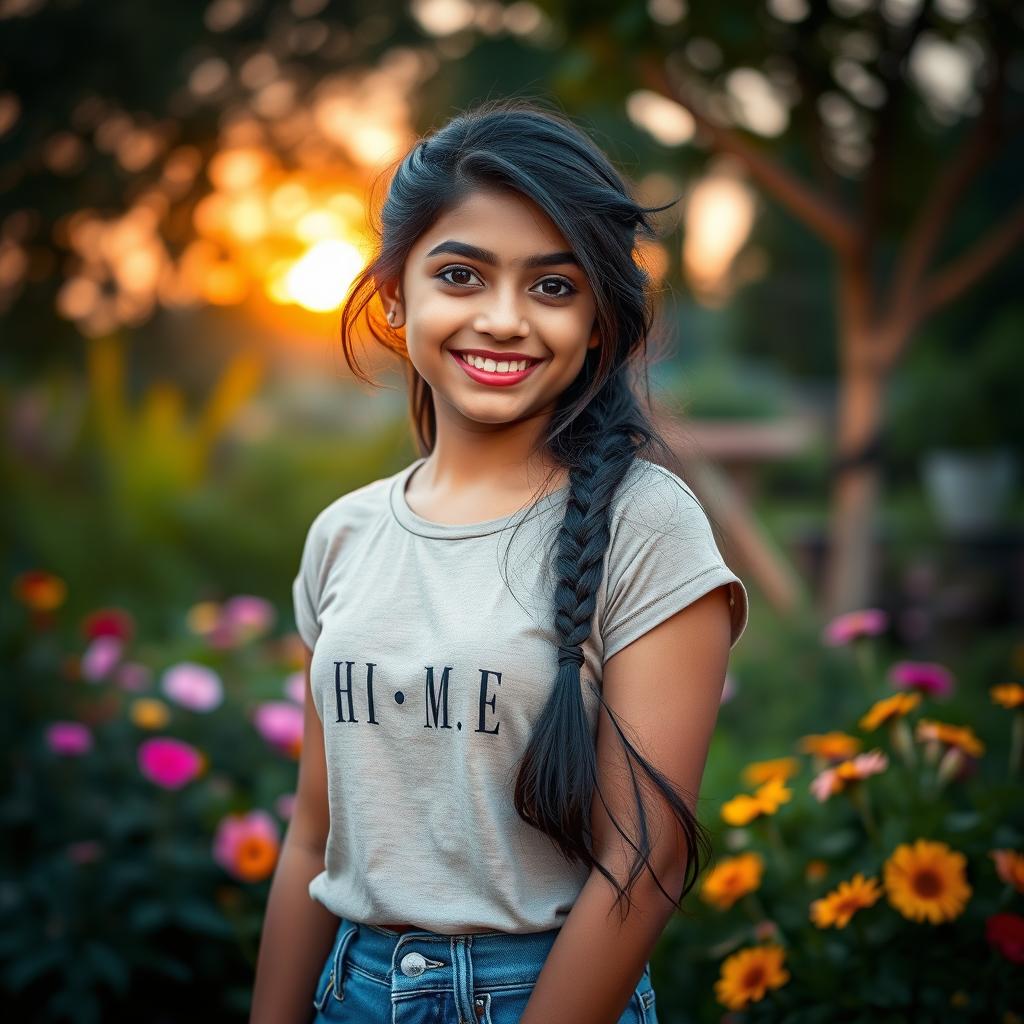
[450,350,543,388]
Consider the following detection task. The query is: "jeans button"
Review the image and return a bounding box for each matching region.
[400,951,427,977]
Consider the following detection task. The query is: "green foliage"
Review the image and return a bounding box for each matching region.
[887,308,1024,456]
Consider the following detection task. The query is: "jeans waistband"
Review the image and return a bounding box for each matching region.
[332,917,564,993]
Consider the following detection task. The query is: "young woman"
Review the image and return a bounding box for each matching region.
[250,98,748,1024]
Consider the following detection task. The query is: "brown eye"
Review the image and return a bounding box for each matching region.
[436,266,481,287]
[534,277,577,298]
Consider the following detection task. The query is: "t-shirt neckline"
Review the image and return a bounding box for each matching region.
[389,456,570,539]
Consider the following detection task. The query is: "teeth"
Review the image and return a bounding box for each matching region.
[460,353,532,373]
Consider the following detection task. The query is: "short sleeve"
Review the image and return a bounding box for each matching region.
[599,464,749,662]
[291,512,325,651]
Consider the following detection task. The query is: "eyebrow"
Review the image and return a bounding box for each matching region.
[425,240,580,269]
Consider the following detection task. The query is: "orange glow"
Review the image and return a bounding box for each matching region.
[282,239,364,312]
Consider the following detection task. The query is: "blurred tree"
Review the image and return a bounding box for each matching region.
[614,0,1023,614]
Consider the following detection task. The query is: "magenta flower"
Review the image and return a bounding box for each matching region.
[45,721,93,756]
[284,671,306,705]
[822,608,889,646]
[115,661,152,692]
[137,737,204,789]
[252,701,304,757]
[274,792,296,820]
[80,635,123,681]
[888,660,955,699]
[161,662,224,712]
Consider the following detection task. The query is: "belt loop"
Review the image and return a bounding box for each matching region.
[330,922,358,1003]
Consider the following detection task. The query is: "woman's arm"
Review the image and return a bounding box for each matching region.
[520,585,735,1024]
[249,645,340,1024]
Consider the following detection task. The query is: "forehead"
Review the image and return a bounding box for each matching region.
[414,188,571,258]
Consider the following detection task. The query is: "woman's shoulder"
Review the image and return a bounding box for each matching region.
[609,457,711,534]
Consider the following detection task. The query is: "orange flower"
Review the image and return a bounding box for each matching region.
[721,793,763,826]
[798,732,862,761]
[742,757,800,787]
[990,683,1024,710]
[234,833,279,882]
[714,944,790,1010]
[722,777,791,826]
[12,570,67,612]
[916,719,985,758]
[990,850,1024,893]
[859,692,921,732]
[884,839,972,924]
[810,873,883,928]
[700,852,764,910]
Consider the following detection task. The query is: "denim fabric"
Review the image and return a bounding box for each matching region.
[311,917,659,1024]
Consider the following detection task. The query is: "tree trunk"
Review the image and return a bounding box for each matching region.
[822,357,888,618]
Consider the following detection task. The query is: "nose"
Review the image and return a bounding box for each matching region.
[472,285,529,340]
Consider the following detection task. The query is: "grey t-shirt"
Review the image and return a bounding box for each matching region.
[292,455,749,934]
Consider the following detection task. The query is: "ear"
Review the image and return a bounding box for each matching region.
[378,276,405,329]
[586,321,600,349]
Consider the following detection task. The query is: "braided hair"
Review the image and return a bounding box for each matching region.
[339,97,714,920]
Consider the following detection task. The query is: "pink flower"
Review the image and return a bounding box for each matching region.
[206,595,277,648]
[252,701,304,758]
[284,671,306,705]
[115,661,152,692]
[822,608,888,646]
[45,721,93,756]
[221,595,276,639]
[274,792,296,820]
[810,767,840,803]
[161,662,224,712]
[137,737,204,789]
[213,809,280,882]
[80,635,123,681]
[888,660,955,699]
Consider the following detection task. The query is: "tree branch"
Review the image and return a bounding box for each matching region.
[881,39,1008,331]
[880,197,1024,365]
[637,53,858,255]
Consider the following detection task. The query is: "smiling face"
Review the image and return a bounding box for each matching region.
[381,188,599,432]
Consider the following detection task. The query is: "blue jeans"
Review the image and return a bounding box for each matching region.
[311,916,659,1023]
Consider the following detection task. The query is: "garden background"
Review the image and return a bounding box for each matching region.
[2,0,1022,1021]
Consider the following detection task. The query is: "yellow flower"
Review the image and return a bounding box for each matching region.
[797,732,862,761]
[130,698,170,730]
[700,852,764,911]
[723,775,792,827]
[722,793,763,826]
[883,839,972,923]
[810,872,883,928]
[714,944,790,1010]
[859,692,921,732]
[742,757,800,787]
[990,850,1024,893]
[991,683,1024,710]
[752,776,792,814]
[916,719,985,758]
